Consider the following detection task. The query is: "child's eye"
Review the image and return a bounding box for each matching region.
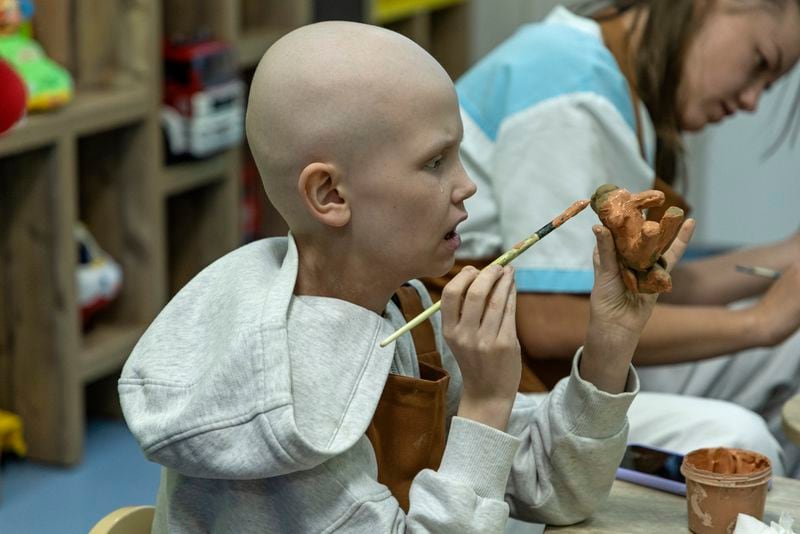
[425,155,443,170]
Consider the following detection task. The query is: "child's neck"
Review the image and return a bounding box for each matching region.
[293,242,397,315]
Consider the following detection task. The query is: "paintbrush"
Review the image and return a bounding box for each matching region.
[735,264,781,280]
[380,199,591,347]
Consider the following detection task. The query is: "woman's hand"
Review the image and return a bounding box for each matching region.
[441,264,520,431]
[748,262,800,347]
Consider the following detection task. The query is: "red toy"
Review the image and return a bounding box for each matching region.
[162,38,244,159]
[0,57,26,133]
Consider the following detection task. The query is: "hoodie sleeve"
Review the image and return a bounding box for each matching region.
[318,418,521,533]
[326,350,635,532]
[504,348,639,525]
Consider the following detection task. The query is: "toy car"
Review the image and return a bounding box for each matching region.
[75,222,122,324]
[162,38,244,159]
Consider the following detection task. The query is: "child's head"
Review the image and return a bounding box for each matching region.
[246,21,476,286]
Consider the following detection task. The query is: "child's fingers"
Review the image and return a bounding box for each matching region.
[441,266,480,324]
[478,266,515,338]
[661,219,696,273]
[592,225,619,276]
[496,275,518,341]
[460,265,506,328]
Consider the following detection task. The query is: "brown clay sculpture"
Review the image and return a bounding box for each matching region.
[590,184,684,293]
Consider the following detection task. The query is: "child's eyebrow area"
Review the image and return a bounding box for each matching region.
[420,134,460,161]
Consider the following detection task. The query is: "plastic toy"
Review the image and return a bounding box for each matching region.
[0,0,73,111]
[75,222,123,324]
[0,0,21,33]
[591,184,684,294]
[0,58,25,132]
[162,37,244,159]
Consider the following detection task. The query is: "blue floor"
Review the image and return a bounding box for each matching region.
[0,418,160,534]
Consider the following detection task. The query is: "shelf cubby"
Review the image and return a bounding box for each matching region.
[77,121,165,329]
[166,169,240,296]
[81,324,148,383]
[0,143,82,464]
[370,0,465,25]
[162,151,236,197]
[237,0,310,68]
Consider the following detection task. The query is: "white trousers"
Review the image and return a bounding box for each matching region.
[635,327,800,477]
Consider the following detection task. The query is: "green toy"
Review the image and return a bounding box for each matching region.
[0,0,72,111]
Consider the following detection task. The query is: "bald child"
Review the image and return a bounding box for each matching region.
[120,21,694,533]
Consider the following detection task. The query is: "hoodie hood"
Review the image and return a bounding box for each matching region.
[119,236,398,479]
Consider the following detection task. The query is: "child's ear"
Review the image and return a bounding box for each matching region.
[297,162,351,228]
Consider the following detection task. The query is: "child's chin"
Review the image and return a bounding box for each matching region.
[428,257,456,279]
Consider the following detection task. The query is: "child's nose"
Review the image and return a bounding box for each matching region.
[452,163,477,203]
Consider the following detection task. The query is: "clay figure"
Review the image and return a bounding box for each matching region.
[591,184,684,293]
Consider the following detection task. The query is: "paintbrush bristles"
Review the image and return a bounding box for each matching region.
[379,199,590,348]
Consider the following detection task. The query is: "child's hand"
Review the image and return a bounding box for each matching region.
[582,219,695,392]
[590,219,694,334]
[441,265,520,432]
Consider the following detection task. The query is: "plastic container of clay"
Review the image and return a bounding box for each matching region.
[680,447,772,534]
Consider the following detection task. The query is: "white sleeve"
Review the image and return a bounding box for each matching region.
[504,349,639,525]
[337,419,521,533]
[489,93,654,293]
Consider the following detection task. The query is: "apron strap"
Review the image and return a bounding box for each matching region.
[395,285,440,367]
[600,15,646,159]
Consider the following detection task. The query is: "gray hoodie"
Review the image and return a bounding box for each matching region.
[119,236,639,533]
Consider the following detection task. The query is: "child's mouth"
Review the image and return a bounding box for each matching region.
[443,230,461,250]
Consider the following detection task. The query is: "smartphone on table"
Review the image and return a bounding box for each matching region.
[616,443,686,495]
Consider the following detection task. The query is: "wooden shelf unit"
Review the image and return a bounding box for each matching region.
[368,0,471,80]
[0,0,163,465]
[1,0,472,466]
[162,151,235,197]
[372,0,465,25]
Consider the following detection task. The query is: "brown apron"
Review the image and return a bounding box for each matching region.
[366,286,450,512]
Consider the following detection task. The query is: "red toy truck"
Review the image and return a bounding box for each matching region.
[162,38,244,159]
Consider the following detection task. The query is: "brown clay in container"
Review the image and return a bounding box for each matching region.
[680,447,772,534]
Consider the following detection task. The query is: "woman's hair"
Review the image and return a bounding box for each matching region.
[574,0,799,186]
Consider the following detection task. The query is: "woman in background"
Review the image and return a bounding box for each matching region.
[433,0,800,475]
